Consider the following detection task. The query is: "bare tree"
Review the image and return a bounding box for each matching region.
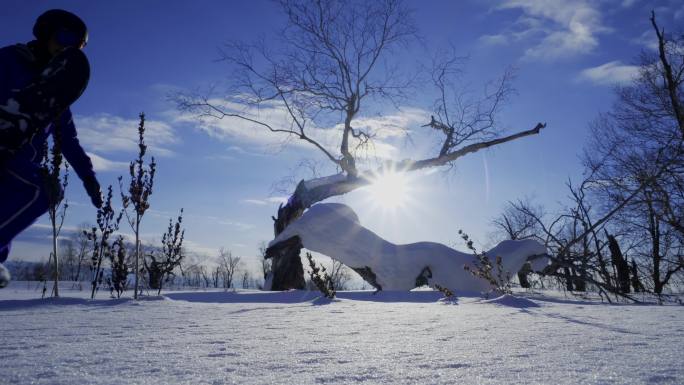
[217,248,242,289]
[145,209,185,295]
[491,197,541,242]
[108,236,129,298]
[211,265,220,288]
[491,197,543,288]
[241,270,251,289]
[87,186,123,299]
[485,13,684,301]
[500,195,602,296]
[59,239,76,281]
[179,259,206,288]
[40,133,69,297]
[71,223,91,282]
[258,241,272,283]
[306,252,335,298]
[583,13,684,295]
[119,113,157,299]
[328,258,351,291]
[201,266,212,288]
[177,0,544,290]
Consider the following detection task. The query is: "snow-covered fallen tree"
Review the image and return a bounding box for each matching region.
[269,203,549,293]
[177,0,546,290]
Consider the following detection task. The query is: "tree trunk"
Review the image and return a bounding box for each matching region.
[572,268,586,292]
[75,248,86,282]
[607,234,630,293]
[352,267,381,291]
[630,259,642,293]
[90,256,103,299]
[265,236,305,290]
[134,219,140,299]
[148,264,163,291]
[517,262,531,289]
[646,199,662,294]
[563,266,574,291]
[156,270,164,296]
[51,224,59,297]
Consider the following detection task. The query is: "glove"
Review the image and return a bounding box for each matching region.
[83,176,103,209]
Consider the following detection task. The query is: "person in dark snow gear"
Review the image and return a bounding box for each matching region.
[0,9,102,288]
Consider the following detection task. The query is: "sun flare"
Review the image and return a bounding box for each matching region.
[365,170,411,210]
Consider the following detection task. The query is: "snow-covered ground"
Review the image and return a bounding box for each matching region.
[0,283,682,384]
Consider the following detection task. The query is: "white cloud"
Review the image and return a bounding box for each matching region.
[148,208,255,231]
[632,30,658,51]
[349,107,425,140]
[492,0,608,61]
[242,199,268,206]
[226,145,265,156]
[86,152,129,172]
[242,197,288,206]
[675,4,684,19]
[479,34,509,45]
[578,61,639,85]
[175,98,426,161]
[215,220,255,230]
[75,113,177,157]
[181,239,222,257]
[204,145,271,161]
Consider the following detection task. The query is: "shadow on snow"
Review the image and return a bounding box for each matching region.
[164,290,450,304]
[0,296,134,311]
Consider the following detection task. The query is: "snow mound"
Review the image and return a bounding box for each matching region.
[481,294,540,308]
[272,203,549,292]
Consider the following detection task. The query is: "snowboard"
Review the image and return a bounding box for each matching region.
[0,47,90,162]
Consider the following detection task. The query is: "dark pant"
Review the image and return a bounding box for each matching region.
[0,166,49,263]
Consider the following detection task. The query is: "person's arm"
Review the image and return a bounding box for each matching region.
[56,109,102,208]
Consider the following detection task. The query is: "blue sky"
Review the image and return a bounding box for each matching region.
[2,0,682,271]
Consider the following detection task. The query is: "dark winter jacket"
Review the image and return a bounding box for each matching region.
[0,41,97,188]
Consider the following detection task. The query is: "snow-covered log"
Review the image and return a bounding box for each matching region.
[270,203,549,292]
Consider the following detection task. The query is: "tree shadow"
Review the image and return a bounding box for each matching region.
[0,296,132,311]
[477,294,540,308]
[165,290,451,304]
[520,309,640,335]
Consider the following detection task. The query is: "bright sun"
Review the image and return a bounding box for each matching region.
[365,170,411,210]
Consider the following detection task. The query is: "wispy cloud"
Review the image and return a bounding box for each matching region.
[147,208,255,231]
[86,152,129,172]
[226,145,269,157]
[488,0,608,61]
[350,107,425,140]
[578,61,639,85]
[203,153,236,162]
[632,30,658,51]
[204,145,275,162]
[25,221,233,259]
[215,219,255,231]
[677,5,684,20]
[242,197,288,206]
[479,33,509,46]
[174,99,426,161]
[75,113,177,157]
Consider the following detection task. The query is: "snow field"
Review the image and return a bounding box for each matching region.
[0,286,682,384]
